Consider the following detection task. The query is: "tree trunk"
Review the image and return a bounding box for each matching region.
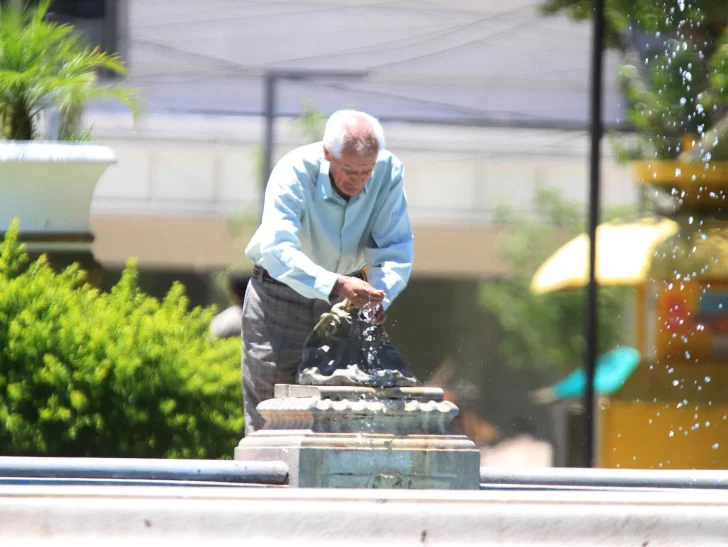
[8,101,33,141]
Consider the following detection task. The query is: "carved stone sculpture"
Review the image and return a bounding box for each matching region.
[297,300,418,387]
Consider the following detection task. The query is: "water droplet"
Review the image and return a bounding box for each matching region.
[689,216,694,224]
[705,376,711,383]
[713,443,720,450]
[675,168,682,177]
[669,431,675,437]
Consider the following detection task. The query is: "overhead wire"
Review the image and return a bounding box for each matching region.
[133,0,414,29]
[118,0,622,128]
[263,4,533,67]
[367,14,542,70]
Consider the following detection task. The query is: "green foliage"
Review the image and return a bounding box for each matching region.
[0,219,242,458]
[541,1,728,47]
[542,0,728,159]
[621,44,713,159]
[712,31,728,105]
[540,0,635,49]
[480,188,634,372]
[0,0,139,140]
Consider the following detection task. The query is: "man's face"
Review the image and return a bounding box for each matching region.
[325,147,377,198]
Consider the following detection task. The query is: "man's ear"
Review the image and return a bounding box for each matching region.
[323,146,332,162]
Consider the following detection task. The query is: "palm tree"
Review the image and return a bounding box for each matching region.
[0,0,138,141]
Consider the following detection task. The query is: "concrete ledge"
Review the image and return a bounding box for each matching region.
[3,485,728,545]
[0,142,117,164]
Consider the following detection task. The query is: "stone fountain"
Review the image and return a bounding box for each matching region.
[235,301,481,489]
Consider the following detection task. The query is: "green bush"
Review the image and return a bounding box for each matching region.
[480,188,634,373]
[0,220,243,458]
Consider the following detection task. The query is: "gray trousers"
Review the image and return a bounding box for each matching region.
[241,275,332,435]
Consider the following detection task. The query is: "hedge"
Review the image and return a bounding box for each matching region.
[0,220,243,458]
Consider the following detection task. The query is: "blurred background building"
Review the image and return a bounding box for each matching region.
[47,0,642,465]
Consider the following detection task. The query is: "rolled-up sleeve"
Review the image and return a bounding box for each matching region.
[253,163,339,301]
[364,162,414,309]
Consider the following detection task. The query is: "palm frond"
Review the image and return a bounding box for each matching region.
[0,0,137,140]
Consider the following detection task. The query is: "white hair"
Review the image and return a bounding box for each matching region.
[322,109,385,158]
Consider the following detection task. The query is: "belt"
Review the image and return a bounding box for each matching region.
[252,265,366,284]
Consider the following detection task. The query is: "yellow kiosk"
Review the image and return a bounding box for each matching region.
[532,131,728,469]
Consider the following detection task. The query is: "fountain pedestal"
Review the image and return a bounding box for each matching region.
[235,384,481,489]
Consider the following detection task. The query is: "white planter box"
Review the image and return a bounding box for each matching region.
[0,142,116,236]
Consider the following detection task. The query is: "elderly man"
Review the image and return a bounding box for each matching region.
[242,109,413,434]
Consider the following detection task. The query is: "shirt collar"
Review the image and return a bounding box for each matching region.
[315,159,334,201]
[316,156,371,201]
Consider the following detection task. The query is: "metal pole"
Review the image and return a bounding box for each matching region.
[258,69,368,217]
[582,0,605,468]
[480,467,728,490]
[0,456,288,485]
[261,73,277,215]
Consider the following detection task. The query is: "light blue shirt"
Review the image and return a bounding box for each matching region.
[245,142,413,309]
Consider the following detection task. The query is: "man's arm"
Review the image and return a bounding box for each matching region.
[364,161,414,310]
[254,162,340,301]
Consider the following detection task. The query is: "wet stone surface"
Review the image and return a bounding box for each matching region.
[297,301,418,387]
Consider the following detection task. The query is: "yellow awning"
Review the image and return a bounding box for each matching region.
[530,218,679,295]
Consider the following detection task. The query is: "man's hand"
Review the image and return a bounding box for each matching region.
[358,303,387,325]
[369,304,387,325]
[333,276,385,308]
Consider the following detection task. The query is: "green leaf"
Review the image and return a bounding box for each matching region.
[0,0,139,140]
[0,220,243,458]
[480,188,634,373]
